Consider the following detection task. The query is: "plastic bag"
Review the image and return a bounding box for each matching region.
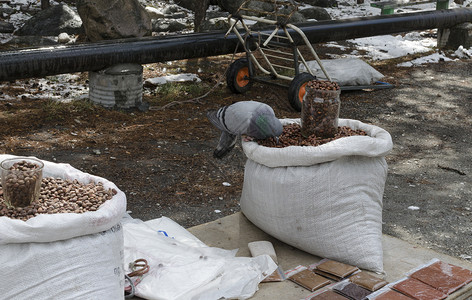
[122,216,277,300]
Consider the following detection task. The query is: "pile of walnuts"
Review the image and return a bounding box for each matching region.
[257,123,368,148]
[0,177,117,221]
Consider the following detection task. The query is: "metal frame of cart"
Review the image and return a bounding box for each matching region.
[224,0,393,111]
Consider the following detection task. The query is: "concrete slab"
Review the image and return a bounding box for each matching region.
[187,212,472,300]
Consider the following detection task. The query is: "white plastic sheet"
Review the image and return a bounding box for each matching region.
[123,216,277,300]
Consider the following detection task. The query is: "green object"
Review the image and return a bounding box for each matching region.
[370,1,398,15]
[436,0,450,10]
[381,7,395,15]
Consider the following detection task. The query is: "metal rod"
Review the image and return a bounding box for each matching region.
[259,32,289,39]
[264,53,294,61]
[270,63,295,70]
[296,49,315,77]
[263,48,293,56]
[286,24,332,81]
[251,76,291,88]
[0,8,471,81]
[262,40,291,47]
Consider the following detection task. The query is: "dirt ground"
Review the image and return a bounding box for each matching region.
[0,43,470,263]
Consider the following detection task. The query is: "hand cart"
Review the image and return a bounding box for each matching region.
[224,0,393,111]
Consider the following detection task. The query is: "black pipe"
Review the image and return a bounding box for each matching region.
[0,33,243,81]
[293,7,472,43]
[0,8,471,81]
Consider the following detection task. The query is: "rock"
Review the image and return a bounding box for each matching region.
[446,22,472,49]
[145,6,165,19]
[216,0,245,14]
[18,5,41,14]
[4,36,58,47]
[174,0,211,32]
[0,7,16,16]
[206,10,229,19]
[0,20,14,33]
[171,0,194,11]
[167,11,187,19]
[76,0,151,42]
[162,4,184,15]
[249,6,305,25]
[299,0,338,8]
[57,32,72,43]
[200,17,229,32]
[151,19,188,33]
[172,0,242,32]
[244,0,275,17]
[276,9,306,24]
[299,7,332,21]
[15,4,83,36]
[137,101,150,112]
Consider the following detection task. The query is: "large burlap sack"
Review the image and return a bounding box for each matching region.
[240,119,392,273]
[0,154,126,299]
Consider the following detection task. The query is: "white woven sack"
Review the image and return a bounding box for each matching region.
[0,223,124,300]
[240,119,393,273]
[0,155,127,299]
[299,58,385,86]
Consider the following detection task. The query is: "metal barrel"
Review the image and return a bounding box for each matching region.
[88,64,143,108]
[0,8,471,81]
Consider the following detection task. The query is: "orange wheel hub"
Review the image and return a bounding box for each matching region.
[298,82,307,103]
[236,67,250,87]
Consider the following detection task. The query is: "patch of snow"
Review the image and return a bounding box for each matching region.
[408,206,420,211]
[397,52,456,67]
[347,33,437,60]
[0,74,88,102]
[10,0,37,5]
[324,42,349,51]
[453,45,472,59]
[7,11,32,30]
[0,33,13,44]
[145,6,164,15]
[145,73,201,85]
[319,1,471,63]
[324,2,379,19]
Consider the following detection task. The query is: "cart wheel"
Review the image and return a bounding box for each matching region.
[288,73,316,111]
[226,58,253,94]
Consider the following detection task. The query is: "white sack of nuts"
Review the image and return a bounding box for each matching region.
[240,119,393,273]
[0,154,126,299]
[0,154,126,243]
